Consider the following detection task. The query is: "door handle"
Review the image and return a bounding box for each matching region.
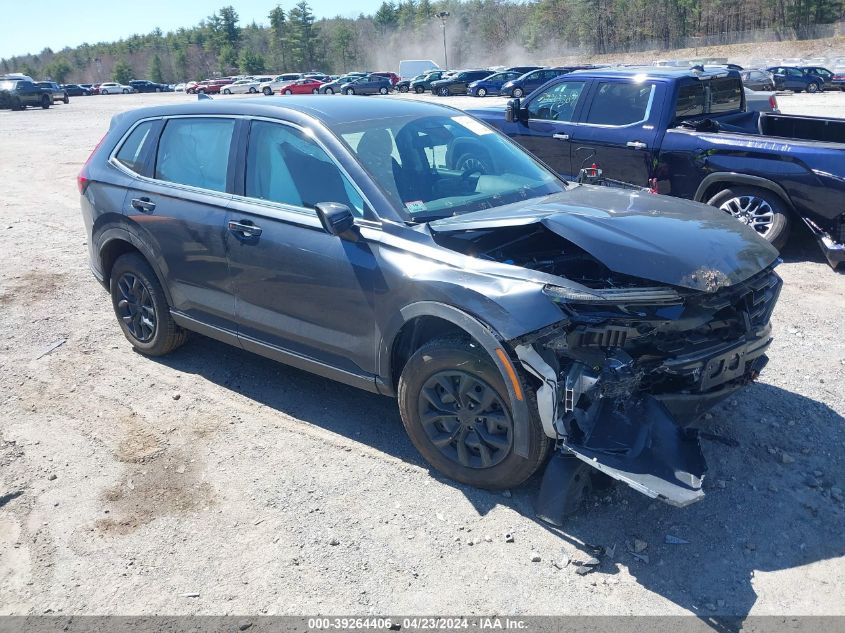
[130,197,156,212]
[228,220,263,238]
[626,141,648,150]
[553,133,570,140]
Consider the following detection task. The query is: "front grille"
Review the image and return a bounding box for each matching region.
[742,270,782,328]
[572,326,628,348]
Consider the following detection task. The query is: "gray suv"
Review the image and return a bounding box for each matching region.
[79,96,780,518]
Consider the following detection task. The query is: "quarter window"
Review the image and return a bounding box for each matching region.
[585,82,655,126]
[245,120,366,216]
[115,121,156,174]
[527,81,585,121]
[154,118,235,192]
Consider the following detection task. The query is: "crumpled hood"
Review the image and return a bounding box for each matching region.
[429,186,779,292]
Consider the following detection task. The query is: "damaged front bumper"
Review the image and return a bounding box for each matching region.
[514,266,782,511]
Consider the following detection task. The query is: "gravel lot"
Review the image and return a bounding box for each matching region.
[1,90,844,618]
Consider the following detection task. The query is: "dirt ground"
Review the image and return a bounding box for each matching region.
[0,90,844,619]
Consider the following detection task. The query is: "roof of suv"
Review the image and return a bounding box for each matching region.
[566,66,740,81]
[113,96,461,127]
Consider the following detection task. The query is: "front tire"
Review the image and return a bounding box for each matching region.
[398,85,409,93]
[325,87,334,94]
[398,337,550,490]
[101,89,109,95]
[223,88,231,94]
[262,87,272,96]
[249,87,257,93]
[477,87,487,97]
[283,89,292,95]
[438,87,450,96]
[707,185,791,250]
[63,94,69,104]
[344,88,354,95]
[414,86,424,94]
[110,254,187,356]
[41,95,50,109]
[512,87,524,98]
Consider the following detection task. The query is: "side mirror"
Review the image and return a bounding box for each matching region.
[505,98,521,122]
[315,202,356,238]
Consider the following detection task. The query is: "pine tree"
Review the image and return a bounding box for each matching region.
[149,54,164,83]
[268,6,289,69]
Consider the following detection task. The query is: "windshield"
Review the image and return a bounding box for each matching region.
[337,113,566,222]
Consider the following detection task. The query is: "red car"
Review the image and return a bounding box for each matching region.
[277,78,325,95]
[197,78,234,94]
[373,71,400,86]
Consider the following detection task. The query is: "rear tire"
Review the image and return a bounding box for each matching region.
[344,88,354,95]
[262,87,272,96]
[325,87,334,94]
[379,86,388,95]
[414,86,424,94]
[807,82,818,93]
[41,95,50,109]
[707,185,791,250]
[110,253,187,357]
[398,85,409,93]
[63,94,69,104]
[249,87,257,93]
[438,87,450,96]
[398,337,550,490]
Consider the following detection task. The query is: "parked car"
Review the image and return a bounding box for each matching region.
[197,79,234,94]
[340,74,392,95]
[799,66,835,90]
[766,66,823,92]
[260,74,302,96]
[129,79,169,93]
[744,87,779,113]
[740,69,776,91]
[0,79,53,109]
[395,74,425,93]
[278,78,325,94]
[372,71,400,86]
[409,70,452,94]
[174,83,186,92]
[63,84,92,96]
[319,74,359,94]
[470,66,845,266]
[99,82,133,95]
[430,70,493,96]
[468,71,522,96]
[79,96,782,514]
[500,67,592,98]
[36,81,69,104]
[223,77,272,94]
[185,81,200,94]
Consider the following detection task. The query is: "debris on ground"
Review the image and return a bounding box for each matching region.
[504,533,514,543]
[530,552,541,562]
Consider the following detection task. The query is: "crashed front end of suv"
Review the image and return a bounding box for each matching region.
[429,185,781,515]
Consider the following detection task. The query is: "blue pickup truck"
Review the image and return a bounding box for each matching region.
[468,66,845,268]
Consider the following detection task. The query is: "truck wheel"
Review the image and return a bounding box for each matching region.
[398,337,550,490]
[41,95,51,109]
[110,253,188,356]
[707,186,791,250]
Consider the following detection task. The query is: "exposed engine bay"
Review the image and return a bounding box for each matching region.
[432,220,782,516]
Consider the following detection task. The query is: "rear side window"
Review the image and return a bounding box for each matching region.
[154,118,235,192]
[675,83,705,118]
[585,82,655,126]
[675,77,742,118]
[114,121,156,174]
[708,77,743,114]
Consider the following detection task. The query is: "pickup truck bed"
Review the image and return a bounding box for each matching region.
[470,67,845,268]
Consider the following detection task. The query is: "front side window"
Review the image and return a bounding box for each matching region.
[115,120,156,174]
[245,120,365,216]
[154,117,235,192]
[585,82,655,126]
[526,81,585,121]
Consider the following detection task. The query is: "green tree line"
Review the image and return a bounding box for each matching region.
[2,0,842,83]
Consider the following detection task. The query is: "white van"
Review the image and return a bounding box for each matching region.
[399,60,440,80]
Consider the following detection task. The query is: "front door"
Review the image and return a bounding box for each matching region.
[569,79,663,187]
[509,79,589,179]
[227,119,379,378]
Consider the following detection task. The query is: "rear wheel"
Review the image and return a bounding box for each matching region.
[249,87,257,93]
[438,86,450,96]
[262,86,272,96]
[512,87,524,98]
[398,337,550,490]
[41,95,50,109]
[110,253,187,356]
[62,94,69,104]
[398,85,409,93]
[807,82,819,93]
[325,87,334,94]
[379,86,388,95]
[707,185,791,250]
[122,89,129,94]
[344,88,355,95]
[414,85,424,94]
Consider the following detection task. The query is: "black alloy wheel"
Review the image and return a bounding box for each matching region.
[115,272,156,343]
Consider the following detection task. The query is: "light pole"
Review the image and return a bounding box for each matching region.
[434,11,450,68]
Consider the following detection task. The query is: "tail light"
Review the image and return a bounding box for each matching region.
[769,94,779,112]
[648,177,659,194]
[833,75,845,80]
[78,132,107,194]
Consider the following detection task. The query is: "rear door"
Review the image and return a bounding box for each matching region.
[509,79,590,178]
[568,79,663,186]
[118,116,239,332]
[226,118,379,378]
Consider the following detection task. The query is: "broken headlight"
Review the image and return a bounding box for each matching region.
[542,284,683,306]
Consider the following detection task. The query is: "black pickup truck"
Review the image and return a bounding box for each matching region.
[0,79,54,110]
[469,67,845,268]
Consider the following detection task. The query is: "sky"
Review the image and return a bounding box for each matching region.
[1,0,385,59]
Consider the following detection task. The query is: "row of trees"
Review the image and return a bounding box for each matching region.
[3,0,843,84]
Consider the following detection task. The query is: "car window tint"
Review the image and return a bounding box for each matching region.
[675,82,705,118]
[708,76,743,114]
[585,82,655,126]
[245,121,365,216]
[527,81,585,121]
[155,118,235,192]
[115,121,156,174]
